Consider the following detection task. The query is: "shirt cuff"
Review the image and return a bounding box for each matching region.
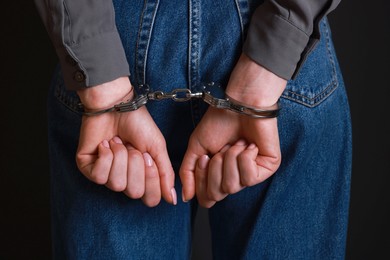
[56,31,130,90]
[243,5,310,80]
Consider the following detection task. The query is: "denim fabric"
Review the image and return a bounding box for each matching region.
[47,0,352,259]
[209,21,352,260]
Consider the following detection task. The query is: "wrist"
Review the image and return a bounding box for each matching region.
[77,77,134,110]
[226,54,287,107]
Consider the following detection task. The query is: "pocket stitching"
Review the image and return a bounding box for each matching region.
[54,76,82,115]
[281,20,339,108]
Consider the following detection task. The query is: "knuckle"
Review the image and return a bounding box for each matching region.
[199,200,215,209]
[237,151,248,162]
[145,168,158,178]
[222,181,240,194]
[160,138,168,149]
[127,149,142,161]
[154,136,167,151]
[179,170,190,179]
[207,190,223,201]
[126,187,144,199]
[144,197,161,208]
[188,135,198,146]
[194,170,206,182]
[114,148,128,160]
[75,153,83,166]
[89,172,108,185]
[159,170,174,179]
[240,175,257,187]
[210,154,223,166]
[206,191,216,201]
[225,148,236,159]
[269,155,282,170]
[107,180,126,192]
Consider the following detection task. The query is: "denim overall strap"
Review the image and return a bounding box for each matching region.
[135,0,160,86]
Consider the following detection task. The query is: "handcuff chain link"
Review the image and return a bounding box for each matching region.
[147,88,203,102]
[82,83,280,118]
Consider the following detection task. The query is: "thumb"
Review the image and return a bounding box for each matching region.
[149,142,176,205]
[238,143,279,186]
[77,140,113,185]
[179,138,206,202]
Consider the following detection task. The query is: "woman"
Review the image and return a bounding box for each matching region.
[35,0,351,259]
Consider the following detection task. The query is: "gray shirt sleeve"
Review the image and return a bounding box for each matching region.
[34,0,130,90]
[35,0,340,90]
[243,0,341,80]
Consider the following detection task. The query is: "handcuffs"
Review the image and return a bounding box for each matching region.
[81,82,280,118]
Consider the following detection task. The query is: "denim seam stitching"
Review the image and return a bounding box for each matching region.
[281,20,339,108]
[135,0,160,85]
[188,0,200,88]
[234,0,245,42]
[134,4,145,85]
[54,82,81,115]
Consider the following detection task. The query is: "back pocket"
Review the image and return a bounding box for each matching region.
[282,18,339,107]
[52,66,82,115]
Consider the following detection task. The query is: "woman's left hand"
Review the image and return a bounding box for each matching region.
[179,54,287,208]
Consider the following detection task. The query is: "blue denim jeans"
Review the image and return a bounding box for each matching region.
[47,0,352,259]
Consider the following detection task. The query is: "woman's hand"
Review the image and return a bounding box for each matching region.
[76,77,177,207]
[179,54,286,208]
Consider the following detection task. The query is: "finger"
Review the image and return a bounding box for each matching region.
[77,140,113,185]
[196,155,216,208]
[239,144,279,186]
[207,146,229,201]
[141,153,162,207]
[179,138,204,202]
[238,116,281,186]
[106,136,128,192]
[150,142,176,205]
[221,140,247,194]
[123,144,145,199]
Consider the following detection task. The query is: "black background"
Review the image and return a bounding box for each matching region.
[1,1,389,259]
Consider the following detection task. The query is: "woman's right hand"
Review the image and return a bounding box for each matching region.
[75,77,177,207]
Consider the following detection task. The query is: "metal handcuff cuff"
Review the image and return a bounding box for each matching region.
[81,82,280,118]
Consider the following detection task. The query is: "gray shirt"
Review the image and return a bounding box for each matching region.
[34,0,340,90]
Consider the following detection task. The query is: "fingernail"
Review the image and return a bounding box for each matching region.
[182,190,187,203]
[236,139,247,146]
[143,153,153,167]
[248,143,256,150]
[220,144,231,153]
[113,136,123,144]
[171,187,177,205]
[199,155,210,170]
[102,140,110,148]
